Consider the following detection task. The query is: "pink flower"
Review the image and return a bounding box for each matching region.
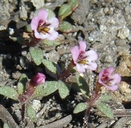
[19,73,46,103]
[31,9,59,40]
[98,67,121,91]
[31,73,46,86]
[71,41,98,73]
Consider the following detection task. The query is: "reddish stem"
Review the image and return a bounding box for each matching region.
[58,61,74,81]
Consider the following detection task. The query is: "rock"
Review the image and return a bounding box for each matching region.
[19,4,28,20]
[117,26,129,39]
[31,0,45,9]
[32,100,41,113]
[0,0,17,30]
[116,51,131,77]
[119,81,131,95]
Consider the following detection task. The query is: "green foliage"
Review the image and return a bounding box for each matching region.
[33,81,58,98]
[99,94,112,102]
[68,0,79,10]
[94,94,114,119]
[40,81,58,97]
[0,86,19,100]
[41,39,60,46]
[42,59,57,74]
[17,83,24,95]
[72,75,89,95]
[58,4,72,21]
[3,123,9,128]
[58,0,79,21]
[58,81,70,99]
[45,8,56,19]
[17,74,28,95]
[26,24,32,32]
[95,102,114,119]
[59,21,73,33]
[29,47,43,65]
[27,105,36,122]
[33,81,70,99]
[73,102,87,114]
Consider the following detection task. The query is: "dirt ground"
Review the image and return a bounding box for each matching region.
[0,0,131,128]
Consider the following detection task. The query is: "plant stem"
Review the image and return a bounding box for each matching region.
[58,61,74,81]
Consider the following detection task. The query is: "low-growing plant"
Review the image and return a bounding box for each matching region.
[1,0,122,127]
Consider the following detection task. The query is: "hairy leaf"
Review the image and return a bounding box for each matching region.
[58,81,70,99]
[17,74,28,95]
[73,102,87,114]
[59,21,73,33]
[68,0,79,10]
[95,102,114,119]
[42,59,57,74]
[27,105,36,122]
[30,47,43,65]
[0,86,19,100]
[33,81,58,98]
[41,39,60,46]
[76,75,89,95]
[58,4,72,21]
[99,94,112,102]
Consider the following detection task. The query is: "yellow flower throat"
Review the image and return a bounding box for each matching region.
[38,25,50,34]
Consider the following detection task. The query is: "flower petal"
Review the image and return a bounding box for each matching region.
[71,46,80,62]
[31,16,39,31]
[31,9,48,31]
[34,73,46,85]
[76,63,85,73]
[34,30,45,39]
[85,62,97,70]
[45,28,58,40]
[105,67,114,75]
[98,69,104,81]
[105,84,118,91]
[37,9,48,22]
[79,41,87,51]
[109,74,121,84]
[85,50,98,61]
[48,17,59,28]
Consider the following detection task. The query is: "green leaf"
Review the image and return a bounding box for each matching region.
[41,39,60,46]
[17,83,24,95]
[58,81,70,99]
[33,81,58,98]
[95,102,114,119]
[17,74,28,95]
[58,4,72,21]
[59,21,73,33]
[68,0,79,10]
[3,123,9,128]
[0,86,19,100]
[75,75,89,95]
[30,47,43,66]
[26,24,32,32]
[42,59,57,74]
[45,8,56,19]
[27,105,36,122]
[35,8,55,20]
[73,102,87,114]
[99,94,112,102]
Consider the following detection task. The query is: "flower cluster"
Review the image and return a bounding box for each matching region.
[31,9,59,40]
[71,41,98,73]
[30,72,46,86]
[19,73,46,103]
[70,41,121,91]
[30,9,121,92]
[98,67,121,91]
